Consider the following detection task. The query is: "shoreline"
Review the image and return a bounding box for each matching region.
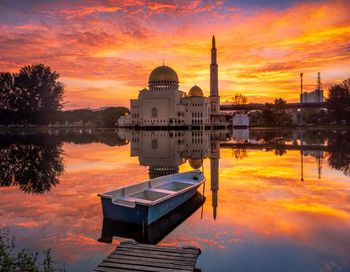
[0,125,349,132]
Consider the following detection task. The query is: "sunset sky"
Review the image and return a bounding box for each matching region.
[1,0,349,109]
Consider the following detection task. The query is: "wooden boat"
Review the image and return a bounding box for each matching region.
[98,192,205,244]
[98,170,205,225]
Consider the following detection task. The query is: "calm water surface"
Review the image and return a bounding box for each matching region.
[0,129,349,271]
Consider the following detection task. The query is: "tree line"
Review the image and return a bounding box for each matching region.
[55,107,129,128]
[0,64,129,127]
[233,78,350,126]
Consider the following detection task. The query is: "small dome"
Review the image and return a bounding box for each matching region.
[149,65,179,83]
[188,159,203,170]
[188,85,203,97]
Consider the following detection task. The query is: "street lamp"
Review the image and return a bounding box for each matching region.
[300,72,303,127]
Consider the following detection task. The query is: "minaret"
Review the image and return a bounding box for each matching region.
[210,35,219,113]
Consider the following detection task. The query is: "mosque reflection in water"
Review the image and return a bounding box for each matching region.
[0,128,348,198]
[119,129,230,220]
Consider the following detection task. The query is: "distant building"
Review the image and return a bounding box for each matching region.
[232,113,249,128]
[300,72,324,103]
[300,89,323,103]
[118,36,227,129]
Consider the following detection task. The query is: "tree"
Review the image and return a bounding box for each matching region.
[272,98,292,126]
[0,72,15,110]
[232,93,248,105]
[0,72,17,124]
[326,79,350,124]
[0,228,65,271]
[14,64,64,124]
[94,107,130,127]
[251,98,292,127]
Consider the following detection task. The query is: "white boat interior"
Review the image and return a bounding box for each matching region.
[99,170,205,208]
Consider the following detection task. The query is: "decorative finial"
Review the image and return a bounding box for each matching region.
[162,60,164,66]
[212,35,216,49]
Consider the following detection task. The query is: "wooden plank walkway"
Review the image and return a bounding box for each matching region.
[94,241,201,272]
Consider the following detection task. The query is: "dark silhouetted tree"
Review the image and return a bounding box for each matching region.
[14,64,64,124]
[0,72,15,110]
[232,93,248,105]
[255,98,292,126]
[326,79,350,124]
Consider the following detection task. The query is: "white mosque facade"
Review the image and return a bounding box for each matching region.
[118,36,227,129]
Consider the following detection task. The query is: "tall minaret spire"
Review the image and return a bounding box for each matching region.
[210,35,219,113]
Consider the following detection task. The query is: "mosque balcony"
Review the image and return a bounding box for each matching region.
[169,119,185,126]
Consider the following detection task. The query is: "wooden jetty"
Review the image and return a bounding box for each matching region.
[94,241,201,272]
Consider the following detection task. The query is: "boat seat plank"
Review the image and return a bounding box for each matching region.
[111,198,136,208]
[121,197,152,204]
[148,188,177,194]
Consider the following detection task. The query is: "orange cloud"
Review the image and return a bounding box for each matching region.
[147,1,177,12]
[0,0,349,108]
[59,6,121,18]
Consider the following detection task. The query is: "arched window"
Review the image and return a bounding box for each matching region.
[151,107,158,118]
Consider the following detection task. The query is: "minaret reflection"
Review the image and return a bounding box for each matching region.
[210,141,220,220]
[209,131,226,220]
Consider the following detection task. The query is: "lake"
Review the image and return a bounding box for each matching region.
[0,128,349,272]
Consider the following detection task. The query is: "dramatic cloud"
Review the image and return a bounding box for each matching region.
[0,0,349,108]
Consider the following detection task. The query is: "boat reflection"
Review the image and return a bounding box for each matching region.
[98,191,205,244]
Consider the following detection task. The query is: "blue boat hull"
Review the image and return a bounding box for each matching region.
[101,187,199,224]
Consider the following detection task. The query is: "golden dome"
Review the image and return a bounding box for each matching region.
[149,65,179,83]
[188,85,203,97]
[188,159,203,170]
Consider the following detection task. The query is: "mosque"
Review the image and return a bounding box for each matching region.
[118,36,228,129]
